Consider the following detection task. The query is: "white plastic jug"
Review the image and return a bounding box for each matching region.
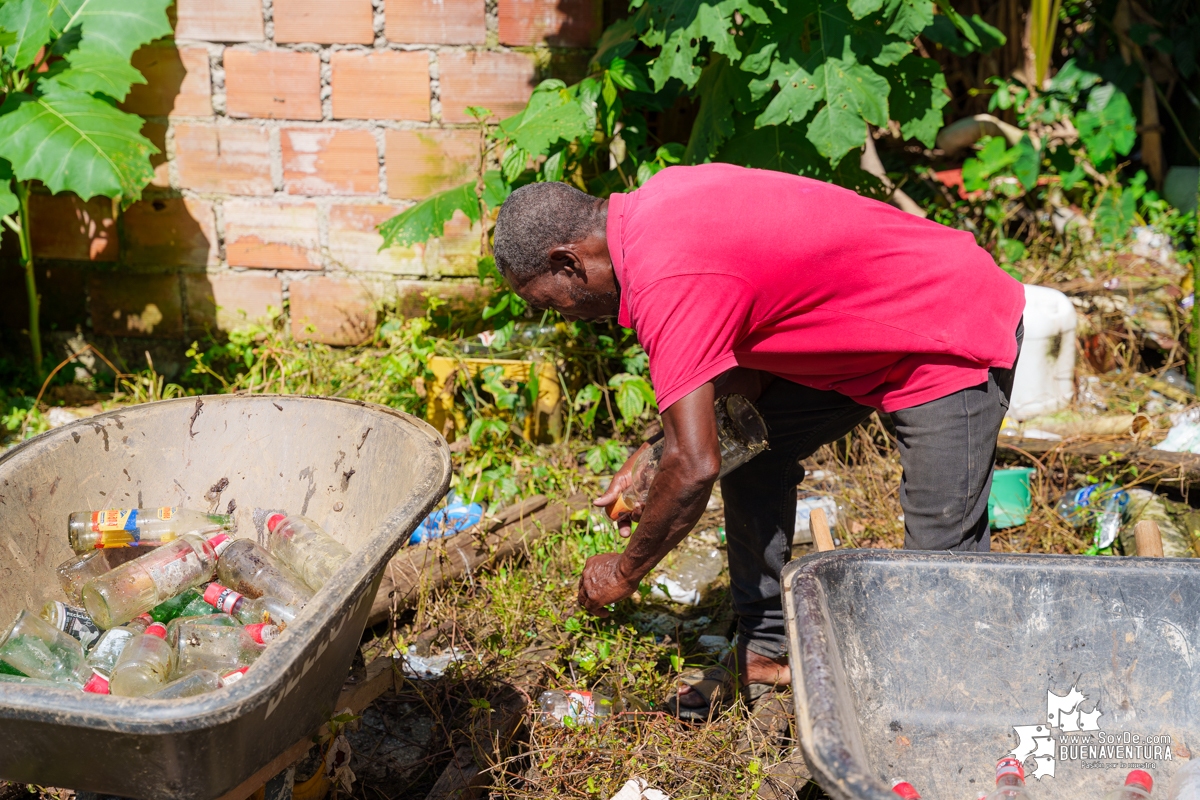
[1009,284,1076,420]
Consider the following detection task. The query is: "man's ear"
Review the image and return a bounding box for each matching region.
[547,245,586,276]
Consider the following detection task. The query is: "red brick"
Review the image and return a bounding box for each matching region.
[289,277,377,345]
[426,209,481,275]
[224,201,322,270]
[142,122,170,188]
[330,51,429,121]
[391,279,482,317]
[273,0,374,44]
[176,0,263,42]
[174,123,273,195]
[498,0,600,46]
[281,128,379,195]
[121,45,212,117]
[89,273,183,338]
[123,198,217,267]
[224,49,321,120]
[184,272,282,333]
[385,0,485,44]
[384,128,477,199]
[30,194,117,262]
[437,50,537,123]
[328,204,423,274]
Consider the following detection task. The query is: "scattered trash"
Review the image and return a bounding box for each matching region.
[1119,490,1198,559]
[1055,484,1130,553]
[45,407,83,428]
[1009,285,1077,420]
[649,548,725,606]
[629,612,711,638]
[1155,409,1200,454]
[988,468,1034,529]
[538,689,614,725]
[397,645,470,679]
[411,493,483,545]
[610,777,672,800]
[795,494,839,544]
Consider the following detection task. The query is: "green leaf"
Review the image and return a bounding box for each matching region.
[497,80,593,157]
[0,181,17,218]
[51,0,172,61]
[377,182,479,248]
[608,56,652,93]
[591,16,639,68]
[921,13,1005,56]
[716,115,881,193]
[44,48,147,100]
[879,55,949,147]
[880,0,933,39]
[1075,87,1135,169]
[0,30,17,50]
[501,146,530,183]
[961,136,1019,191]
[0,87,158,203]
[1012,134,1040,190]
[802,59,890,164]
[482,170,511,211]
[642,0,767,91]
[0,0,54,70]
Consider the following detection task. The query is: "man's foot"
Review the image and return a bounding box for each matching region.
[675,642,790,709]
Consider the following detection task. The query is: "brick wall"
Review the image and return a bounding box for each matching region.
[1,0,600,353]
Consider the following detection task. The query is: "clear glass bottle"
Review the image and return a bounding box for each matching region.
[56,551,113,605]
[165,613,240,647]
[110,622,174,697]
[203,583,297,626]
[606,394,769,520]
[265,514,350,591]
[215,539,314,608]
[172,618,267,676]
[69,507,234,552]
[82,533,232,629]
[1168,759,1200,800]
[82,614,153,695]
[146,669,222,699]
[1106,771,1154,800]
[39,600,102,649]
[0,610,91,687]
[982,757,1033,800]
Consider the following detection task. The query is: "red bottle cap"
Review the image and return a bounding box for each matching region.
[208,533,232,555]
[135,613,154,624]
[145,622,168,640]
[203,583,243,614]
[83,671,110,694]
[245,623,280,644]
[266,514,286,534]
[892,781,921,800]
[221,666,250,685]
[996,757,1024,783]
[1126,771,1153,792]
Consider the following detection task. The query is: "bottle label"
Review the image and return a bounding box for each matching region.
[83,671,110,694]
[565,691,596,723]
[245,623,279,644]
[92,509,139,535]
[221,666,249,685]
[49,602,102,648]
[88,628,135,668]
[157,508,175,521]
[204,585,243,615]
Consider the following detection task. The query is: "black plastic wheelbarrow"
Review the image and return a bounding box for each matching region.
[782,550,1200,799]
[0,396,451,799]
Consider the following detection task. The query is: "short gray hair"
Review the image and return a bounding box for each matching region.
[492,182,605,282]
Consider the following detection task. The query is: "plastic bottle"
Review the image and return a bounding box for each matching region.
[1055,484,1131,551]
[215,539,314,608]
[537,689,616,725]
[606,394,769,520]
[146,669,222,699]
[81,533,232,630]
[982,756,1033,800]
[203,583,297,626]
[39,600,102,649]
[110,622,174,697]
[172,618,270,676]
[68,507,234,553]
[892,781,920,800]
[1168,759,1200,800]
[1106,771,1154,800]
[0,610,91,687]
[82,614,153,694]
[265,514,351,590]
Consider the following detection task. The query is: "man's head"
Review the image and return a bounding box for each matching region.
[492,182,619,321]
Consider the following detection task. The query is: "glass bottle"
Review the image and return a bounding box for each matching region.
[265,514,350,591]
[56,551,113,605]
[83,614,153,695]
[146,669,222,699]
[1107,771,1154,800]
[982,757,1033,800]
[215,539,314,608]
[110,622,174,697]
[39,600,102,649]
[68,507,234,552]
[203,583,297,626]
[0,610,91,687]
[173,618,267,676]
[81,533,232,629]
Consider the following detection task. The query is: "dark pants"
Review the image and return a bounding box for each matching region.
[721,325,1023,659]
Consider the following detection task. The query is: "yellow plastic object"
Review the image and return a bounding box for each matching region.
[426,356,563,443]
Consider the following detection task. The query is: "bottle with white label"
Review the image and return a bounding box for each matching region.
[68,507,234,553]
[110,622,175,696]
[265,514,351,591]
[0,610,91,688]
[83,614,154,694]
[39,600,102,649]
[172,617,274,676]
[203,583,297,626]
[982,757,1033,800]
[82,533,232,629]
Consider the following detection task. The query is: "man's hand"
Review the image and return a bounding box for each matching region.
[577,552,640,617]
[593,443,648,538]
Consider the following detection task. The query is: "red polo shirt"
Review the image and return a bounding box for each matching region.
[606,164,1026,412]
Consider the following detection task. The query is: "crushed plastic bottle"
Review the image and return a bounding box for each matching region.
[410,493,483,545]
[1055,484,1130,553]
[606,394,768,520]
[1106,771,1154,800]
[203,583,296,626]
[83,614,153,694]
[265,514,350,590]
[538,689,615,725]
[982,757,1033,800]
[215,539,314,608]
[1168,759,1200,800]
[173,617,269,676]
[146,669,223,699]
[68,507,233,553]
[110,622,174,697]
[82,533,232,629]
[39,600,102,649]
[0,610,91,687]
[891,781,921,800]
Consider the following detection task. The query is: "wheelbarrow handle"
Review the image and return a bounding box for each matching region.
[810,507,836,553]
[1134,520,1164,558]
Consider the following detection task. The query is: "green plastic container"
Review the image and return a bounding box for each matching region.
[988,467,1035,529]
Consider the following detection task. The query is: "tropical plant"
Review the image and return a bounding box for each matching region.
[0,0,171,371]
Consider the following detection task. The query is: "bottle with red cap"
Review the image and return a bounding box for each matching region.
[264,513,350,591]
[172,617,274,676]
[1106,771,1154,800]
[983,757,1033,800]
[203,583,297,627]
[892,780,921,800]
[215,539,314,609]
[81,533,232,629]
[68,507,234,553]
[109,622,175,697]
[82,614,153,695]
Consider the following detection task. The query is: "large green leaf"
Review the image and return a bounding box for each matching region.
[642,0,769,90]
[51,0,172,61]
[683,56,748,163]
[879,54,949,147]
[44,48,147,100]
[0,87,158,202]
[497,80,593,158]
[1075,87,1136,169]
[378,183,480,249]
[716,116,881,193]
[0,0,54,70]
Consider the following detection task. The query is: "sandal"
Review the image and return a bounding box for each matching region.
[664,664,734,722]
